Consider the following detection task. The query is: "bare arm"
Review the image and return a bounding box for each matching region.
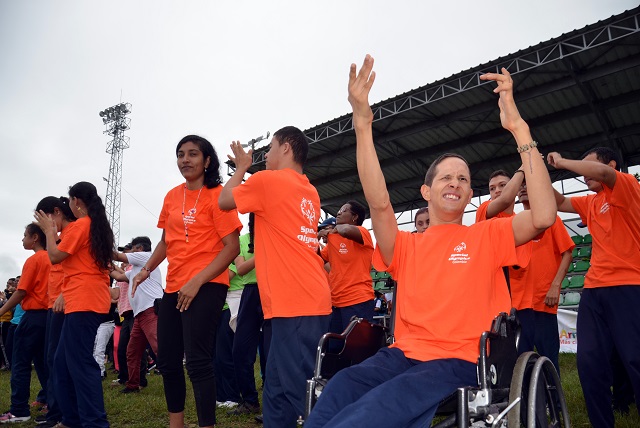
[113,251,128,263]
[552,188,577,214]
[176,231,240,312]
[109,270,128,282]
[545,250,572,307]
[33,210,70,264]
[234,254,255,276]
[131,230,168,297]
[485,167,525,219]
[480,69,556,246]
[548,152,617,189]
[349,55,398,265]
[0,289,26,317]
[219,141,253,210]
[332,224,364,245]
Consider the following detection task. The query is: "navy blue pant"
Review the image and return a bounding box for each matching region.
[5,323,17,368]
[263,315,330,428]
[157,283,226,427]
[305,347,477,428]
[533,311,560,374]
[44,310,64,423]
[55,311,109,428]
[232,283,266,405]
[214,308,240,403]
[9,310,48,417]
[329,300,374,335]
[577,286,640,428]
[516,308,535,355]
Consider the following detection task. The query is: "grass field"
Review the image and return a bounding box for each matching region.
[0,353,638,427]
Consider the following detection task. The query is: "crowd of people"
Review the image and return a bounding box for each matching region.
[0,54,638,428]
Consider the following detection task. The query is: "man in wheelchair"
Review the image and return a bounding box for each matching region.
[303,55,559,428]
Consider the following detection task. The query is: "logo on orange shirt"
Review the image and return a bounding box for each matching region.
[339,243,348,254]
[448,242,470,264]
[300,198,317,226]
[600,202,610,214]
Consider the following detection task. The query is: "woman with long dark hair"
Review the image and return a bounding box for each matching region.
[133,135,241,428]
[34,183,113,428]
[33,196,76,427]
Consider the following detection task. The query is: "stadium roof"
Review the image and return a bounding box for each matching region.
[243,7,640,216]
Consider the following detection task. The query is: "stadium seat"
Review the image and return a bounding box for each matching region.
[573,260,590,272]
[571,235,583,245]
[568,276,584,289]
[567,263,574,273]
[577,246,592,259]
[559,294,564,306]
[583,234,592,244]
[563,292,581,306]
[373,280,388,291]
[561,278,570,289]
[571,248,579,258]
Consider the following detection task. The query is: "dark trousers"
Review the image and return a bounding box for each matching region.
[0,321,11,368]
[44,310,64,423]
[304,347,477,428]
[157,283,227,427]
[55,312,109,428]
[533,311,560,374]
[117,311,147,386]
[516,308,535,355]
[577,286,640,428]
[9,310,48,417]
[125,307,158,390]
[329,300,374,335]
[215,308,240,403]
[263,315,330,428]
[232,284,266,405]
[5,323,17,368]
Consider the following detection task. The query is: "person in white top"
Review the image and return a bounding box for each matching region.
[111,236,163,393]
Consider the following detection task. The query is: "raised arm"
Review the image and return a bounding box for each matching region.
[330,224,364,245]
[348,55,397,265]
[485,167,525,219]
[545,249,572,307]
[480,69,556,245]
[547,152,617,189]
[219,142,254,210]
[131,230,167,297]
[552,188,577,214]
[33,210,70,264]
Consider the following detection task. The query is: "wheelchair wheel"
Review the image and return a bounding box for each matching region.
[508,352,538,428]
[526,356,570,428]
[507,353,570,428]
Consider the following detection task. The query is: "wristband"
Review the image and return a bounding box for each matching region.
[142,266,152,273]
[514,169,524,175]
[517,141,538,153]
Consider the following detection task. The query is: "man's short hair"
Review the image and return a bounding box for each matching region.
[273,126,309,167]
[131,236,152,252]
[489,169,511,181]
[346,200,367,226]
[581,147,621,171]
[424,153,469,186]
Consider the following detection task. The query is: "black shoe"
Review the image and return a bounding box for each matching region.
[120,387,140,394]
[35,415,48,425]
[254,414,263,424]
[227,401,260,416]
[36,420,60,427]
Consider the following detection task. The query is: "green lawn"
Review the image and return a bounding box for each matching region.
[0,354,638,427]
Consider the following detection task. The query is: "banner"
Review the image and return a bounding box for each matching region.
[557,309,578,353]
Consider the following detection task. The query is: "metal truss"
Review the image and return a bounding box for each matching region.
[242,10,639,168]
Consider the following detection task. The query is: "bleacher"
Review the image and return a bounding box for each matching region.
[559,234,592,308]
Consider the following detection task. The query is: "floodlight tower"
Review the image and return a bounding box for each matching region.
[98,102,131,246]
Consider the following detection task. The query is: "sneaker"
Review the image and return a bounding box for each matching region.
[36,420,60,428]
[227,401,260,416]
[53,424,70,428]
[30,401,46,408]
[38,405,48,415]
[0,412,31,423]
[216,401,238,409]
[120,386,140,394]
[110,379,124,388]
[255,414,264,423]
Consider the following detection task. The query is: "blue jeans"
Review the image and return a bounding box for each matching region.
[9,310,48,417]
[263,315,330,428]
[305,347,477,428]
[214,308,240,403]
[55,312,109,428]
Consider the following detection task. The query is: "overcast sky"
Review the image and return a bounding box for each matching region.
[0,0,636,284]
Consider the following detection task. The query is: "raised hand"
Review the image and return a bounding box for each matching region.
[547,152,564,169]
[227,141,253,174]
[348,54,376,121]
[33,210,58,236]
[480,68,525,133]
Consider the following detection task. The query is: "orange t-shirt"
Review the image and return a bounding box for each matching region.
[509,216,575,314]
[158,184,242,293]
[372,218,528,363]
[571,171,640,288]
[48,229,67,308]
[320,226,374,307]
[18,250,51,310]
[232,169,332,319]
[57,217,111,314]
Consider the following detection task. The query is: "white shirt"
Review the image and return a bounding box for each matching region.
[124,252,164,316]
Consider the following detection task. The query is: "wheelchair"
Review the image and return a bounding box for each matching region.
[302,312,570,427]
